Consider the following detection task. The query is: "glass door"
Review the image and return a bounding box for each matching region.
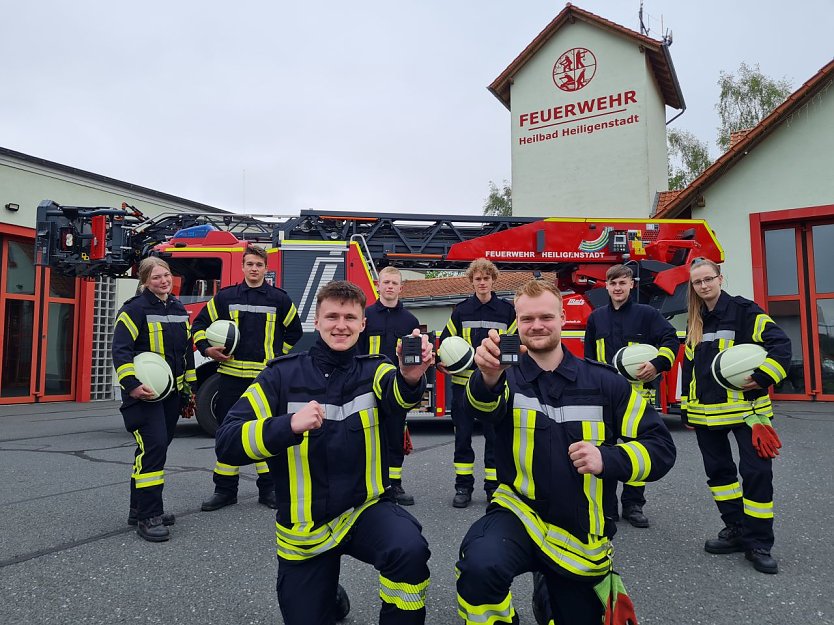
[807,223,834,400]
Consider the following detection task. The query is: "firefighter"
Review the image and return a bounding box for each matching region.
[359,266,421,506]
[194,244,303,512]
[584,263,678,528]
[112,257,196,542]
[215,281,433,625]
[456,279,676,623]
[439,258,516,508]
[684,258,791,574]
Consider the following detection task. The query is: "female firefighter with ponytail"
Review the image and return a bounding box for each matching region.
[682,258,791,574]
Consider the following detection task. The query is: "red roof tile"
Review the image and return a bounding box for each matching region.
[489,3,684,110]
[656,58,834,218]
[402,272,558,300]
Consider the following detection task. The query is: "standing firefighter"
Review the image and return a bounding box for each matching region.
[112,257,196,542]
[456,279,676,623]
[439,258,516,508]
[584,264,678,528]
[215,281,433,625]
[193,245,303,512]
[359,266,422,505]
[684,258,791,574]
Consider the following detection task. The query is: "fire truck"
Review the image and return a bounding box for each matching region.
[35,201,724,434]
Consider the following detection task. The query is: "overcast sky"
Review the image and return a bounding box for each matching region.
[1,1,832,217]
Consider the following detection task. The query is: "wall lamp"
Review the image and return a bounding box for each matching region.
[5,202,20,212]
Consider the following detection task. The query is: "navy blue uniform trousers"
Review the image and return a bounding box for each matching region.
[451,384,496,492]
[457,507,603,624]
[276,500,430,625]
[121,392,180,520]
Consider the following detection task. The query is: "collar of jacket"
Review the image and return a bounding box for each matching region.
[240,281,267,294]
[372,299,403,313]
[468,291,499,309]
[310,336,358,374]
[609,297,634,313]
[141,287,169,307]
[702,290,730,319]
[518,344,579,383]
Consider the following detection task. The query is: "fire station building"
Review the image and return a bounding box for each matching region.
[0,147,226,405]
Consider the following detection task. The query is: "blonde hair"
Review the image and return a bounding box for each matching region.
[378,266,402,280]
[466,258,499,282]
[515,279,563,305]
[137,257,171,291]
[686,258,722,347]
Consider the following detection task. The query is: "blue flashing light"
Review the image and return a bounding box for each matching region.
[173,224,218,239]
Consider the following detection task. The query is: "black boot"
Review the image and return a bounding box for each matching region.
[335,583,351,620]
[128,509,175,526]
[390,481,415,506]
[704,525,744,554]
[745,548,778,574]
[622,505,649,528]
[201,491,238,512]
[485,481,498,503]
[453,486,472,508]
[137,515,170,542]
[258,490,278,509]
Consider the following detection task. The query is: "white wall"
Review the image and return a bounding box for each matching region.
[692,85,834,299]
[509,21,670,218]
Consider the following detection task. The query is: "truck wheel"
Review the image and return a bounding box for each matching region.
[195,373,221,437]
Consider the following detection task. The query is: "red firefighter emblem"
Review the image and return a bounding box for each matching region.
[553,47,597,92]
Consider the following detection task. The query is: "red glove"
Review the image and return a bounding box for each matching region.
[751,423,782,459]
[181,393,196,419]
[403,424,414,456]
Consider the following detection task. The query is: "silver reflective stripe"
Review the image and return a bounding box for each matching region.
[464,606,514,623]
[461,320,508,330]
[516,410,533,493]
[229,304,278,314]
[146,314,189,324]
[702,330,736,342]
[287,392,377,422]
[512,394,603,423]
[290,444,309,522]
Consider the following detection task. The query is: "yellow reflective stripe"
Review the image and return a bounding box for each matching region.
[283,303,298,328]
[243,383,273,420]
[379,576,429,611]
[132,430,145,477]
[618,441,651,482]
[117,363,136,381]
[214,462,240,476]
[446,318,458,336]
[658,346,676,366]
[595,338,606,362]
[281,341,292,355]
[147,322,165,356]
[452,369,473,385]
[117,312,139,340]
[491,485,611,577]
[369,335,381,355]
[241,420,271,460]
[710,482,742,501]
[620,390,646,439]
[743,497,774,519]
[373,362,396,397]
[507,319,518,334]
[185,369,197,383]
[392,377,418,409]
[457,590,514,624]
[512,409,536,499]
[389,466,402,480]
[207,298,219,322]
[582,421,605,536]
[752,314,774,342]
[275,499,379,560]
[484,467,497,481]
[193,329,207,343]
[454,462,474,476]
[287,434,312,524]
[361,409,385,501]
[463,327,472,344]
[466,380,505,412]
[255,461,270,474]
[759,358,786,383]
[133,470,164,488]
[263,312,276,361]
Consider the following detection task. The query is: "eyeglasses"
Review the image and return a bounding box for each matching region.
[691,275,720,287]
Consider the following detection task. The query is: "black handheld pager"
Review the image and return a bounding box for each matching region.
[401,335,423,365]
[499,334,521,365]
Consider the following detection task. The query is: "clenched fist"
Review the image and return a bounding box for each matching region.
[568,441,603,475]
[291,400,325,434]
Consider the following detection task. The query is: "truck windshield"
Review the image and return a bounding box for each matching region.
[167,257,223,304]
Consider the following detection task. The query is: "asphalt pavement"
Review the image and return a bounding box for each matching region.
[1,400,833,624]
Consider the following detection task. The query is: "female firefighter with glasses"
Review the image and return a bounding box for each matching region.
[682,257,791,574]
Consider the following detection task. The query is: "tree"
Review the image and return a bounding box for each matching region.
[716,62,792,152]
[483,180,512,216]
[667,129,712,190]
